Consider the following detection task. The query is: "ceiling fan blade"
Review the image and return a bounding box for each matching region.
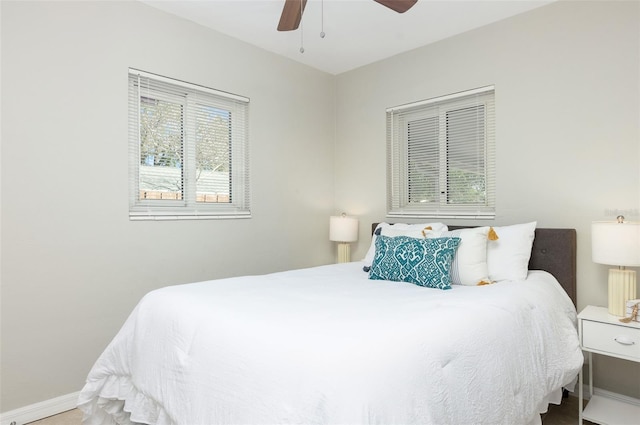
[277,0,308,31]
[373,0,418,14]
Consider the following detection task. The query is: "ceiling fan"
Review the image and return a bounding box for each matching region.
[277,0,418,31]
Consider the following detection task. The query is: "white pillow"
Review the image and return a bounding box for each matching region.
[487,222,537,281]
[362,222,448,266]
[382,226,446,239]
[428,227,492,286]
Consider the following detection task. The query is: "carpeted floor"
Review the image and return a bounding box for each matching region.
[541,394,596,425]
[26,395,594,425]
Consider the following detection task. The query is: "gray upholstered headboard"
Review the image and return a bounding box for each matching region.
[371,224,577,306]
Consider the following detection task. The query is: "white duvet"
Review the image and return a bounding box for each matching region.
[78,263,583,425]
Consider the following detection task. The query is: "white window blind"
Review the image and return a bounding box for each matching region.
[128,69,250,220]
[387,86,495,219]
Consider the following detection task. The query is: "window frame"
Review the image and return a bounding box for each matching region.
[128,69,250,220]
[386,86,495,220]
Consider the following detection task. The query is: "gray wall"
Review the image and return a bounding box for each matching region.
[2,0,639,413]
[334,0,640,397]
[1,0,335,411]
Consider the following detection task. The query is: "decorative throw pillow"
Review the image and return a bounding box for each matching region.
[362,222,448,267]
[368,235,461,290]
[487,222,537,281]
[428,227,495,286]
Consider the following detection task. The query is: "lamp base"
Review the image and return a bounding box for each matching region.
[608,269,637,316]
[337,243,351,263]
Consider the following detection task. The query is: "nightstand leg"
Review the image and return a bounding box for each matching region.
[579,362,583,425]
[588,352,593,397]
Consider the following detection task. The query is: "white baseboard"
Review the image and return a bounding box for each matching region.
[593,387,640,406]
[0,392,80,425]
[567,385,640,405]
[567,384,592,400]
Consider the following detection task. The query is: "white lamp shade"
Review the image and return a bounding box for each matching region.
[329,215,359,243]
[592,221,640,267]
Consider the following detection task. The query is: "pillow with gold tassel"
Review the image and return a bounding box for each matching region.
[426,226,498,286]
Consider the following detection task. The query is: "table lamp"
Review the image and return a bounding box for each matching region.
[592,216,640,316]
[329,213,358,263]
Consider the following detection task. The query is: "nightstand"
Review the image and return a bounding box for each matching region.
[578,305,640,424]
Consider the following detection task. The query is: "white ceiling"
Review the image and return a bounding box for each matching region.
[141,0,554,75]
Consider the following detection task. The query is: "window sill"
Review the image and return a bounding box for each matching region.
[386,212,495,220]
[129,213,251,221]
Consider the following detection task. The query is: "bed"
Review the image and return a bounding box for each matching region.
[78,222,583,425]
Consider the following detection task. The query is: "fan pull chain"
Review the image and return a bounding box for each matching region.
[299,0,305,53]
[320,0,325,38]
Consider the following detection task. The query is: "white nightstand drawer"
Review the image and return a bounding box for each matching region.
[582,320,640,360]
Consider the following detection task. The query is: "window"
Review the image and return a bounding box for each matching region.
[386,86,495,219]
[128,69,249,219]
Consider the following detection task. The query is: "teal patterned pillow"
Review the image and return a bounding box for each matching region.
[368,235,461,289]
